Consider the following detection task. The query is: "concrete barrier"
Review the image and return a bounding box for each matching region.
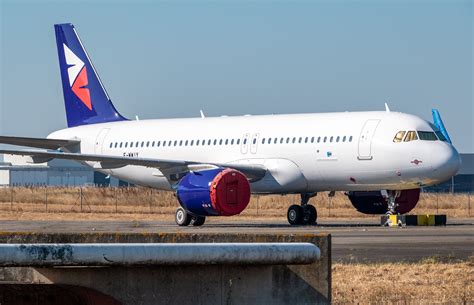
[0,232,331,305]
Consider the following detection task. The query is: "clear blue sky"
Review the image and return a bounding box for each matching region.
[1,0,473,152]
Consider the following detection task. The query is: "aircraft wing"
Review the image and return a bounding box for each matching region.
[0,149,267,182]
[0,136,80,150]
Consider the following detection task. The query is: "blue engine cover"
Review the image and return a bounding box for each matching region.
[176,168,223,216]
[176,168,251,217]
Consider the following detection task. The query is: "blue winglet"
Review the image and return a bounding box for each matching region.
[432,109,452,143]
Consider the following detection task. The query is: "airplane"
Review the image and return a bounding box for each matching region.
[0,23,461,226]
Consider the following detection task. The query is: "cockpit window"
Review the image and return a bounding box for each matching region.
[393,131,406,143]
[418,131,438,141]
[435,131,448,142]
[404,131,418,142]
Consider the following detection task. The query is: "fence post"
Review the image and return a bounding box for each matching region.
[149,188,153,213]
[328,195,331,218]
[436,192,439,215]
[469,192,471,217]
[256,196,259,216]
[10,187,13,211]
[45,187,48,212]
[80,187,83,212]
[115,187,118,213]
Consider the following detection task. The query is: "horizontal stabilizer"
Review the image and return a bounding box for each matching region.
[0,136,80,150]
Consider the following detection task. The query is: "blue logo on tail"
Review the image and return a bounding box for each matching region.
[55,23,127,127]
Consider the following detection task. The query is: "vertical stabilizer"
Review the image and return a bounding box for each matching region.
[54,23,127,127]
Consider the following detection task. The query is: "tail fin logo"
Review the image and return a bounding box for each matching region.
[63,43,92,110]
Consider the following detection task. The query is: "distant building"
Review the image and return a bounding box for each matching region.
[0,155,129,187]
[425,153,474,193]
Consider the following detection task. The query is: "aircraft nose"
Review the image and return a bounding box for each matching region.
[432,143,461,181]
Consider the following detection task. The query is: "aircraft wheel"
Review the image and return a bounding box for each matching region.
[191,215,206,226]
[175,208,192,226]
[287,205,304,225]
[305,205,317,225]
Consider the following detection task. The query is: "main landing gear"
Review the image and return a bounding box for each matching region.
[175,207,206,227]
[287,193,317,225]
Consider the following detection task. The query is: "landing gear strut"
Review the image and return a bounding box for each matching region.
[287,193,317,225]
[175,208,206,227]
[383,190,401,215]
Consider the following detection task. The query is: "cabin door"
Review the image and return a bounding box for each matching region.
[358,120,380,160]
[95,128,110,154]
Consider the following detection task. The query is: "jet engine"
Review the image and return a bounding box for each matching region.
[347,189,420,214]
[176,168,251,216]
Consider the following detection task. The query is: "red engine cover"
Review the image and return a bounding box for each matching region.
[348,189,420,214]
[209,169,251,216]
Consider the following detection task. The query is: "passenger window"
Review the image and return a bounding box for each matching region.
[136,141,139,147]
[298,137,302,143]
[214,139,218,145]
[173,141,177,146]
[404,131,418,142]
[280,138,284,144]
[191,140,194,146]
[196,140,200,146]
[418,131,438,141]
[330,136,333,143]
[393,131,406,143]
[262,138,265,144]
[274,138,277,144]
[317,137,321,143]
[253,138,256,145]
[292,137,296,143]
[146,141,150,147]
[349,136,353,142]
[125,142,128,148]
[225,139,229,145]
[336,136,340,142]
[237,139,241,145]
[343,136,346,142]
[115,143,118,148]
[311,137,314,143]
[120,143,123,148]
[157,141,161,147]
[324,137,327,143]
[141,142,145,147]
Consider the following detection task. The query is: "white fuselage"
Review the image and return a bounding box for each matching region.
[48,111,461,194]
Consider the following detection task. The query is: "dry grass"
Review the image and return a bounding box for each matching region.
[0,187,471,221]
[332,259,474,304]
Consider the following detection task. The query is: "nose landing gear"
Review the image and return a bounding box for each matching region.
[287,193,317,225]
[383,190,401,215]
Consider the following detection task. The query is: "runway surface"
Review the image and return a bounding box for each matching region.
[0,218,472,263]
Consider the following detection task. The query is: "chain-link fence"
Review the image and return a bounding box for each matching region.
[0,186,471,218]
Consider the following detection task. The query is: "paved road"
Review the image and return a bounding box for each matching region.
[0,218,472,263]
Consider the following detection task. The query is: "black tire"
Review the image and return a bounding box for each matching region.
[287,205,304,225]
[175,208,191,226]
[305,205,317,225]
[191,215,206,226]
